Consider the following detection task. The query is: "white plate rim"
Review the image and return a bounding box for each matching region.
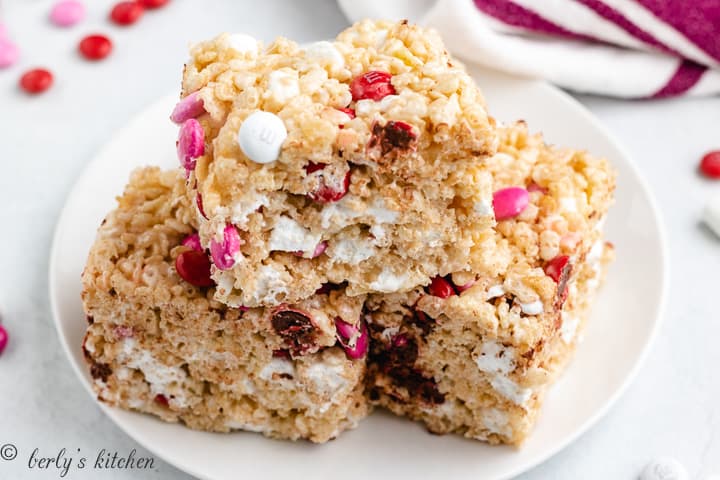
[48,74,669,480]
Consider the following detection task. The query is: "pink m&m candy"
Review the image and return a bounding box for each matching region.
[50,0,86,27]
[210,225,242,270]
[0,38,19,69]
[170,92,205,124]
[0,324,8,356]
[492,187,529,221]
[177,119,205,171]
[181,233,203,252]
[335,318,369,360]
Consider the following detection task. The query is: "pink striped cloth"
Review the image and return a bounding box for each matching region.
[337,0,720,98]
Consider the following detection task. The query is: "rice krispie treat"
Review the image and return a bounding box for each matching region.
[364,122,616,445]
[172,19,498,307]
[81,167,369,443]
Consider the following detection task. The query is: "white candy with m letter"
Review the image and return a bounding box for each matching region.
[238,111,288,164]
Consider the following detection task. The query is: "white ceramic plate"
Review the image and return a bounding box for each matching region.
[50,68,667,480]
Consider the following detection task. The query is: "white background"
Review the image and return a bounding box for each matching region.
[0,0,718,478]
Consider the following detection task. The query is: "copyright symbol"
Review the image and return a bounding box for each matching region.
[0,443,17,461]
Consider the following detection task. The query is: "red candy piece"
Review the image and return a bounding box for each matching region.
[350,71,396,102]
[700,151,720,179]
[427,276,456,298]
[413,308,432,327]
[196,193,207,219]
[110,1,144,25]
[391,333,409,349]
[306,163,351,203]
[337,107,356,119]
[527,182,548,194]
[79,34,113,61]
[543,255,570,283]
[311,171,350,203]
[385,120,415,141]
[154,394,169,406]
[175,250,214,287]
[544,255,572,308]
[304,161,327,174]
[19,68,53,94]
[139,0,169,8]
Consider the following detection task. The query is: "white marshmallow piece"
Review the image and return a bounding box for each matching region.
[268,216,321,253]
[520,300,544,315]
[226,33,258,55]
[486,284,505,300]
[268,69,300,103]
[639,457,688,480]
[238,111,287,164]
[703,194,720,238]
[304,41,345,69]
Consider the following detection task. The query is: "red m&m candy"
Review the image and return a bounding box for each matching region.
[79,34,113,61]
[700,151,720,179]
[20,68,53,94]
[139,0,170,8]
[110,1,144,25]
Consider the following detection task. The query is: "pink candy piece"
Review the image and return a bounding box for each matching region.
[0,38,19,69]
[210,225,241,270]
[293,240,327,259]
[335,318,356,340]
[113,325,134,339]
[493,187,529,221]
[50,0,86,27]
[310,241,328,258]
[456,279,477,293]
[0,324,7,355]
[195,193,208,219]
[171,92,205,124]
[181,233,203,252]
[335,317,369,360]
[177,118,204,171]
[0,24,7,38]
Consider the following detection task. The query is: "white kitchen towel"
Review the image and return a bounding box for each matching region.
[337,0,720,98]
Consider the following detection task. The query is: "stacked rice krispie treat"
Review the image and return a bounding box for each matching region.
[81,168,369,443]
[364,121,615,445]
[80,19,616,447]
[172,19,498,307]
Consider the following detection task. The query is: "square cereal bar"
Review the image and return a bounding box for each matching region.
[174,19,497,307]
[81,167,369,443]
[364,122,616,445]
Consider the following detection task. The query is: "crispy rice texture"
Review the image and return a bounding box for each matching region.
[178,19,498,307]
[82,37,616,445]
[364,121,616,445]
[81,167,369,443]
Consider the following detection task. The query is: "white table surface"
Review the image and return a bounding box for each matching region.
[0,0,718,478]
